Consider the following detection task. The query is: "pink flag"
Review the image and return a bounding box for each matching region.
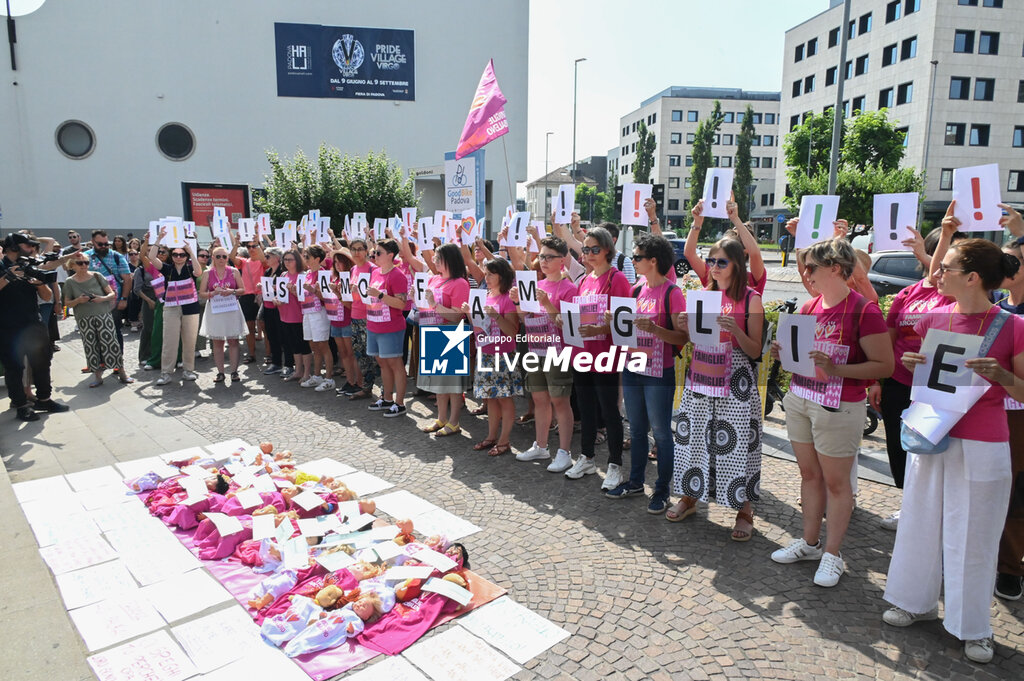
[455,59,509,159]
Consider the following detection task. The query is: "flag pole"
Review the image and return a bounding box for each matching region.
[500,136,515,215]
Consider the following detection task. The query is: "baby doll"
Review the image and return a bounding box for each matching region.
[318,478,358,502]
[126,472,162,493]
[280,486,338,518]
[423,534,450,553]
[259,595,323,648]
[393,518,416,546]
[247,567,303,611]
[283,592,386,657]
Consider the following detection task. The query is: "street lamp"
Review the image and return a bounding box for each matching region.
[544,131,554,219]
[918,59,939,226]
[572,58,586,182]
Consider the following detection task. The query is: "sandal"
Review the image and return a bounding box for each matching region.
[88,379,104,388]
[515,413,535,425]
[469,404,487,416]
[213,372,226,383]
[648,442,658,461]
[487,443,511,457]
[421,420,446,433]
[472,438,497,451]
[435,423,462,437]
[230,371,240,382]
[623,437,632,450]
[349,388,372,400]
[731,510,755,542]
[117,371,135,385]
[666,497,697,523]
[594,429,608,446]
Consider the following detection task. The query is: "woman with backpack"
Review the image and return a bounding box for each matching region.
[667,234,764,540]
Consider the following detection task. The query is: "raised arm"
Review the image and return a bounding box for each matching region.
[727,193,764,284]
[685,200,707,282]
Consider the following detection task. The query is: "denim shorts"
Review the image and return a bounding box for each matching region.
[366,329,405,358]
[330,324,353,339]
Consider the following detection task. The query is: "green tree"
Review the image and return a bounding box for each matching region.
[689,101,725,239]
[841,109,906,170]
[733,104,756,222]
[785,164,923,227]
[255,144,418,229]
[575,184,614,223]
[632,122,657,184]
[783,112,838,176]
[607,167,617,195]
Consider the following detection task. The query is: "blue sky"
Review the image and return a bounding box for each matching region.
[525,0,828,183]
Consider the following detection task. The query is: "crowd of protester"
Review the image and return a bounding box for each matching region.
[3,198,1024,665]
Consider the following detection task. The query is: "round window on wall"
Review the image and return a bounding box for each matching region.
[156,123,195,161]
[55,120,95,159]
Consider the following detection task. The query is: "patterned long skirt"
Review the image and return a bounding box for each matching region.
[672,347,762,509]
[77,314,124,372]
[350,318,378,387]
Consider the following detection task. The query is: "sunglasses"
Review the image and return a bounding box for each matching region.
[72,261,89,266]
[128,251,139,256]
[157,250,168,255]
[538,254,563,262]
[351,246,367,252]
[580,246,603,256]
[937,263,964,275]
[171,252,188,258]
[705,257,730,269]
[631,254,651,262]
[214,254,227,260]
[94,241,109,247]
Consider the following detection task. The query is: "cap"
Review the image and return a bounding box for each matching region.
[3,233,40,250]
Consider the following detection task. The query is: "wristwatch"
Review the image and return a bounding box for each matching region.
[377,291,385,300]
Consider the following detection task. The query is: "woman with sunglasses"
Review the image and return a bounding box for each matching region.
[883,230,1024,664]
[258,247,293,377]
[327,249,361,395]
[148,231,204,386]
[198,246,247,383]
[668,237,763,540]
[564,227,632,486]
[194,248,211,358]
[345,239,378,401]
[278,248,312,383]
[298,245,334,391]
[365,239,409,417]
[137,239,169,370]
[769,237,892,587]
[685,197,767,295]
[63,255,134,387]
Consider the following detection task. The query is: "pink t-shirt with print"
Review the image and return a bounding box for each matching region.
[886,280,952,385]
[476,292,516,355]
[349,262,375,320]
[573,268,632,367]
[366,266,408,334]
[634,280,686,369]
[277,272,304,324]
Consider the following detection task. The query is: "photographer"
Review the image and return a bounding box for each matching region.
[0,234,69,421]
[84,230,133,350]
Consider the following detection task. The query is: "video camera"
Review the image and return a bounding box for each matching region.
[14,253,60,283]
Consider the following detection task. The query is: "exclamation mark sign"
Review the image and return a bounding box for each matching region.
[710,176,720,210]
[633,191,641,219]
[971,177,984,220]
[559,190,565,215]
[810,204,823,239]
[889,203,900,241]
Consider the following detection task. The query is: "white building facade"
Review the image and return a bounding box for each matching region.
[779,0,1024,216]
[617,87,781,233]
[0,0,528,238]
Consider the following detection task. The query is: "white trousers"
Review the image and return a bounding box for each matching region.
[884,437,1011,640]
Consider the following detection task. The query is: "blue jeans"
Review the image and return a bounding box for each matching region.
[622,366,676,499]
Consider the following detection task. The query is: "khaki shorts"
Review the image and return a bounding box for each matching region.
[524,364,573,398]
[783,392,865,458]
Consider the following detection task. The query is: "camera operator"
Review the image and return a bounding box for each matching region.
[0,234,69,421]
[84,229,133,350]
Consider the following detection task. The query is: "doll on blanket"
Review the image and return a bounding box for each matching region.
[280,485,340,519]
[257,560,383,621]
[218,490,286,517]
[283,588,392,657]
[193,504,288,561]
[148,473,231,530]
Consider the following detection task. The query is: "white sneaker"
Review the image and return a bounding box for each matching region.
[182,371,198,381]
[314,378,336,392]
[516,442,550,462]
[880,511,900,531]
[882,606,939,628]
[547,449,573,473]
[770,538,824,564]
[964,637,994,664]
[300,376,323,388]
[564,457,598,479]
[813,552,845,587]
[155,373,173,386]
[143,364,154,371]
[601,463,623,491]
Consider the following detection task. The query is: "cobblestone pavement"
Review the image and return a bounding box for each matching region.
[17,323,1024,680]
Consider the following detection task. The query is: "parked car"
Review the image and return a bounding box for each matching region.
[851,233,873,254]
[867,250,924,297]
[667,238,690,277]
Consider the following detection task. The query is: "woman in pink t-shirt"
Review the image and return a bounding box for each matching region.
[346,239,378,401]
[365,239,409,417]
[328,250,360,396]
[278,249,311,382]
[769,237,893,588]
[883,234,1024,663]
[683,198,767,296]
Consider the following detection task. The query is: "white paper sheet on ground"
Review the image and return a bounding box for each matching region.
[410,547,457,573]
[686,290,723,346]
[297,458,356,478]
[65,466,124,492]
[205,439,251,459]
[609,296,637,348]
[325,529,377,549]
[115,456,178,481]
[776,313,818,377]
[160,446,206,463]
[872,193,918,252]
[189,643,308,681]
[298,514,342,537]
[367,524,400,541]
[619,183,653,227]
[12,474,74,503]
[55,560,138,610]
[171,606,264,674]
[39,534,118,575]
[180,475,210,505]
[902,400,971,444]
[20,495,86,526]
[910,329,985,412]
[230,466,260,490]
[701,168,735,219]
[252,474,278,495]
[384,565,434,582]
[410,507,482,541]
[121,542,202,586]
[369,540,403,563]
[140,569,231,623]
[179,464,210,478]
[795,194,841,249]
[952,163,1002,231]
[456,596,571,665]
[559,300,584,348]
[89,501,153,532]
[29,511,100,547]
[87,630,197,681]
[347,656,430,681]
[70,591,167,652]
[514,271,541,313]
[336,513,378,535]
[404,627,520,681]
[103,517,181,554]
[316,548,356,572]
[290,489,325,512]
[422,577,473,606]
[238,447,260,465]
[372,490,439,519]
[203,512,245,537]
[77,483,135,511]
[554,184,575,224]
[336,470,394,496]
[282,535,310,570]
[233,487,263,510]
[251,514,276,541]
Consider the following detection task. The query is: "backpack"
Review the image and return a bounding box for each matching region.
[616,252,626,272]
[632,282,682,358]
[743,288,769,365]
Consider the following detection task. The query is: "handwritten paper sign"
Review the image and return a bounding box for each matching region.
[159,218,185,248]
[170,607,263,674]
[71,592,167,652]
[952,163,1002,231]
[620,183,653,226]
[609,296,637,347]
[139,568,231,623]
[422,576,473,606]
[402,207,417,238]
[701,168,735,219]
[417,217,433,251]
[256,213,272,237]
[872,193,918,252]
[87,631,197,681]
[686,290,723,346]
[910,329,985,412]
[555,184,575,224]
[457,596,571,665]
[237,218,256,242]
[404,627,520,681]
[55,560,137,610]
[39,534,118,575]
[795,195,841,249]
[356,271,372,304]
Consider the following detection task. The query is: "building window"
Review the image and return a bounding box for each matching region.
[684,178,693,189]
[765,113,776,125]
[896,126,909,147]
[792,80,802,97]
[852,95,866,113]
[882,44,898,67]
[828,26,840,48]
[687,111,698,122]
[879,87,894,109]
[859,13,872,34]
[940,169,954,190]
[752,113,763,124]
[803,111,813,122]
[848,20,856,40]
[804,75,815,93]
[790,115,800,131]
[156,123,195,161]
[632,122,636,132]
[886,0,902,22]
[671,110,682,122]
[1009,171,1024,193]
[983,0,1003,6]
[724,111,734,123]
[751,136,761,146]
[979,31,999,54]
[795,44,804,62]
[721,157,732,168]
[750,158,760,168]
[650,112,656,124]
[623,164,629,174]
[712,156,720,167]
[763,135,774,146]
[901,36,917,60]
[668,155,681,166]
[954,30,975,53]
[55,120,96,159]
[763,157,774,168]
[945,123,966,145]
[722,134,733,145]
[1018,80,1024,103]
[845,60,853,79]
[685,156,694,167]
[970,124,990,146]
[897,82,913,104]
[905,0,920,14]
[737,111,745,123]
[807,38,818,57]
[686,133,695,143]
[843,100,851,118]
[974,78,995,101]
[855,55,869,76]
[713,134,720,145]
[670,132,682,144]
[668,199,680,211]
[668,177,680,188]
[949,76,971,99]
[825,66,837,86]
[1012,126,1023,147]
[958,0,978,5]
